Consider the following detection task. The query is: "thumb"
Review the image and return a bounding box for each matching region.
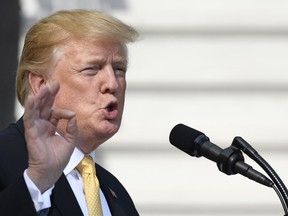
[64,116,78,145]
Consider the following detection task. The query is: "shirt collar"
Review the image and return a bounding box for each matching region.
[63,147,96,175]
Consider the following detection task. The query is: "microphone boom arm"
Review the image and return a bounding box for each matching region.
[232,136,288,215]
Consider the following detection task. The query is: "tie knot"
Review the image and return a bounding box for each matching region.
[76,155,96,175]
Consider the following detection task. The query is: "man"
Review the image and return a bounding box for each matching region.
[0,9,139,216]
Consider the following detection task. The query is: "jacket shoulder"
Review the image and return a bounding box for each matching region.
[0,118,28,186]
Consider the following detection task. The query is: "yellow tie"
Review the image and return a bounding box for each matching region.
[76,156,103,216]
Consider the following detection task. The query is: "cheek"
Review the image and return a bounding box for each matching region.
[53,92,71,109]
[53,85,80,109]
[119,79,126,95]
[119,83,126,104]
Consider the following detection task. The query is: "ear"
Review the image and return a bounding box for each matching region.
[28,72,46,95]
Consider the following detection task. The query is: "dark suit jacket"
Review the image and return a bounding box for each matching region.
[0,118,139,216]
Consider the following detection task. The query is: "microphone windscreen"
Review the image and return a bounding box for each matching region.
[169,124,204,154]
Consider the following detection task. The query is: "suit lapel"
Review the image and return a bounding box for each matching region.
[99,178,129,216]
[50,171,129,216]
[50,174,83,216]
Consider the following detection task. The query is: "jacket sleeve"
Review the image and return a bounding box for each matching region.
[0,119,38,215]
[0,176,38,216]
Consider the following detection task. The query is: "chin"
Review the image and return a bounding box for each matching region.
[96,121,121,138]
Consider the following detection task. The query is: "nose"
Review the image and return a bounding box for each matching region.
[100,65,119,94]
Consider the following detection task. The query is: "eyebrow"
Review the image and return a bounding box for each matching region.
[84,54,127,65]
[112,55,128,65]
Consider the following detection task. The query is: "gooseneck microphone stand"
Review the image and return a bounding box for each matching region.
[169,123,288,214]
[231,137,288,215]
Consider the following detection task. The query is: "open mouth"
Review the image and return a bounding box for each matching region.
[106,101,118,112]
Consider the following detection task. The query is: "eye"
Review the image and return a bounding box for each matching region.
[81,65,101,75]
[113,65,127,77]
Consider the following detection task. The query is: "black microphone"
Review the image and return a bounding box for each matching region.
[169,123,273,187]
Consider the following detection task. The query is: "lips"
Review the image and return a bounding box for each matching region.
[104,101,118,119]
[106,101,117,111]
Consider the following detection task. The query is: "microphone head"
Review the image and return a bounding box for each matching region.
[169,124,208,157]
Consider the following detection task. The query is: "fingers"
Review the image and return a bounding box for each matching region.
[24,82,60,120]
[24,81,78,142]
[24,82,61,133]
[36,82,60,119]
[49,109,78,145]
[49,109,76,126]
[65,116,78,144]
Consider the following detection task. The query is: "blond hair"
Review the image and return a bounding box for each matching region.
[16,9,139,106]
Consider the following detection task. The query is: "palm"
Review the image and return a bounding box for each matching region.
[24,82,78,193]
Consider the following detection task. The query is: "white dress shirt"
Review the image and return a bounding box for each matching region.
[24,147,112,216]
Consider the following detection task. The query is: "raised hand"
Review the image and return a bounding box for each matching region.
[24,82,78,193]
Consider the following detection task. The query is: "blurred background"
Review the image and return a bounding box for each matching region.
[2,0,288,215]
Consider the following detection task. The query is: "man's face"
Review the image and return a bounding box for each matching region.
[51,39,127,153]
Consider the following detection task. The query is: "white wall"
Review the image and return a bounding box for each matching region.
[19,1,288,215]
[105,1,288,215]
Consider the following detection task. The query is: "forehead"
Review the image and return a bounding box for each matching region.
[65,38,126,57]
[51,40,128,73]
